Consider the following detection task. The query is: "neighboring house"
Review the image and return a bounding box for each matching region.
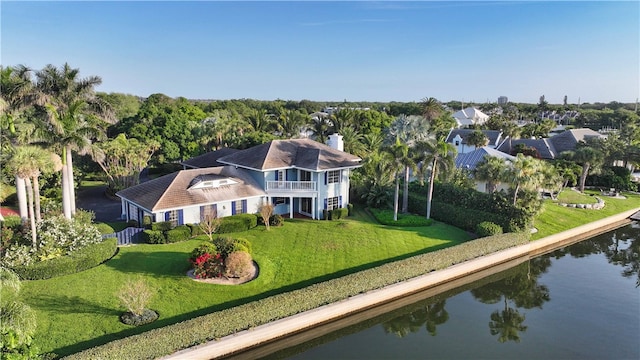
[116,135,362,224]
[452,107,489,128]
[496,128,604,160]
[445,129,504,154]
[455,146,515,193]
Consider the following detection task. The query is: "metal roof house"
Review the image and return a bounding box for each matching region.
[452,107,489,128]
[445,129,504,154]
[116,135,362,225]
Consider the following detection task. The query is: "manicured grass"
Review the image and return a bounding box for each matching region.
[556,189,598,204]
[79,179,108,191]
[368,208,433,227]
[20,207,470,356]
[532,190,640,239]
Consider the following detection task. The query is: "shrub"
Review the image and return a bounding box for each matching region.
[151,221,173,232]
[476,222,503,237]
[322,209,330,220]
[142,215,153,228]
[117,278,155,317]
[95,223,115,235]
[217,214,258,234]
[368,208,433,227]
[269,214,284,227]
[224,251,253,278]
[190,243,218,262]
[1,215,23,229]
[330,208,348,220]
[188,223,205,237]
[126,219,139,228]
[165,226,191,243]
[34,216,103,255]
[120,309,159,327]
[142,230,165,244]
[347,203,354,216]
[213,236,237,258]
[9,238,117,280]
[233,237,252,254]
[191,252,224,279]
[73,209,95,225]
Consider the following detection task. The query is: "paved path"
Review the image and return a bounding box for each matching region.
[76,185,122,222]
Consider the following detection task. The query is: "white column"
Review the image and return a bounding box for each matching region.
[289,196,293,219]
[121,199,127,220]
[312,196,316,219]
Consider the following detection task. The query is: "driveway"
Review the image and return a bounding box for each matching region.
[76,185,122,223]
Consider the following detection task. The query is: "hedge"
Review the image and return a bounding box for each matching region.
[143,230,165,244]
[368,208,433,227]
[165,226,191,243]
[476,222,503,237]
[66,232,529,359]
[151,221,173,232]
[218,214,258,234]
[330,208,348,220]
[10,238,118,280]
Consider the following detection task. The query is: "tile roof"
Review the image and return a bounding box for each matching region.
[116,166,265,211]
[217,138,361,171]
[180,148,239,169]
[455,147,515,170]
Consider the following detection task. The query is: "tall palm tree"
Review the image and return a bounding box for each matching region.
[386,140,413,221]
[310,112,331,143]
[340,126,365,157]
[385,115,429,213]
[466,130,489,149]
[245,109,273,133]
[473,156,508,193]
[7,146,55,246]
[34,63,114,218]
[1,65,37,220]
[415,139,456,219]
[421,97,442,123]
[570,146,604,193]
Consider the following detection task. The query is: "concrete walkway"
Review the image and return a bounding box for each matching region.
[164,208,640,360]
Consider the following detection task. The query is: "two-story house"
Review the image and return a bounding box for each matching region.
[115,135,362,225]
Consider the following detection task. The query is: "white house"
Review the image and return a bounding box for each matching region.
[445,129,504,154]
[116,136,362,225]
[452,107,489,128]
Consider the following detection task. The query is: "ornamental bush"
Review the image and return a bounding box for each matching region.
[151,221,173,232]
[190,243,218,262]
[224,251,253,278]
[476,221,504,237]
[330,208,348,220]
[143,230,166,244]
[165,226,191,243]
[191,252,225,279]
[269,214,284,227]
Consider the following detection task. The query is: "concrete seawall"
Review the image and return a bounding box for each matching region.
[165,208,640,360]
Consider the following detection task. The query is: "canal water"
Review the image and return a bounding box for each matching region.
[250,223,640,360]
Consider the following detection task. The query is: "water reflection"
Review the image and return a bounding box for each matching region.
[249,223,640,360]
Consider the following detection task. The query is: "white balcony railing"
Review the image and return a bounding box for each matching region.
[266,181,316,192]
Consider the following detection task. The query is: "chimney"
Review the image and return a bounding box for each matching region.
[327,134,344,151]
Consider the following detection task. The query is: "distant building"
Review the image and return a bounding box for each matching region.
[498,96,508,105]
[452,107,490,128]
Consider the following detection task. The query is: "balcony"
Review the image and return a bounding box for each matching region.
[266,181,316,192]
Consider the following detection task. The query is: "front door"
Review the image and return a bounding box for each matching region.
[301,197,312,215]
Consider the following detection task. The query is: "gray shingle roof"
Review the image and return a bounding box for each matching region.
[496,138,557,159]
[180,148,240,169]
[217,138,361,171]
[455,147,515,170]
[116,166,265,211]
[549,128,604,155]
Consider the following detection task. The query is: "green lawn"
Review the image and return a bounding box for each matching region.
[556,189,599,204]
[21,207,470,356]
[532,190,640,239]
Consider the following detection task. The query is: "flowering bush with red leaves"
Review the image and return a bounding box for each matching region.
[190,252,224,279]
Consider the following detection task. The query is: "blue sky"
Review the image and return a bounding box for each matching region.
[2,1,638,104]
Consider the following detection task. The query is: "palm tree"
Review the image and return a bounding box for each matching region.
[473,156,508,193]
[386,140,412,221]
[421,97,442,123]
[330,108,355,134]
[34,63,114,218]
[570,146,604,193]
[340,126,365,157]
[415,139,456,219]
[7,146,55,246]
[310,112,331,143]
[245,109,273,133]
[385,115,429,213]
[505,153,545,205]
[466,130,489,149]
[1,65,37,220]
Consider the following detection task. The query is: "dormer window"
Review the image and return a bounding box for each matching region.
[189,175,237,190]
